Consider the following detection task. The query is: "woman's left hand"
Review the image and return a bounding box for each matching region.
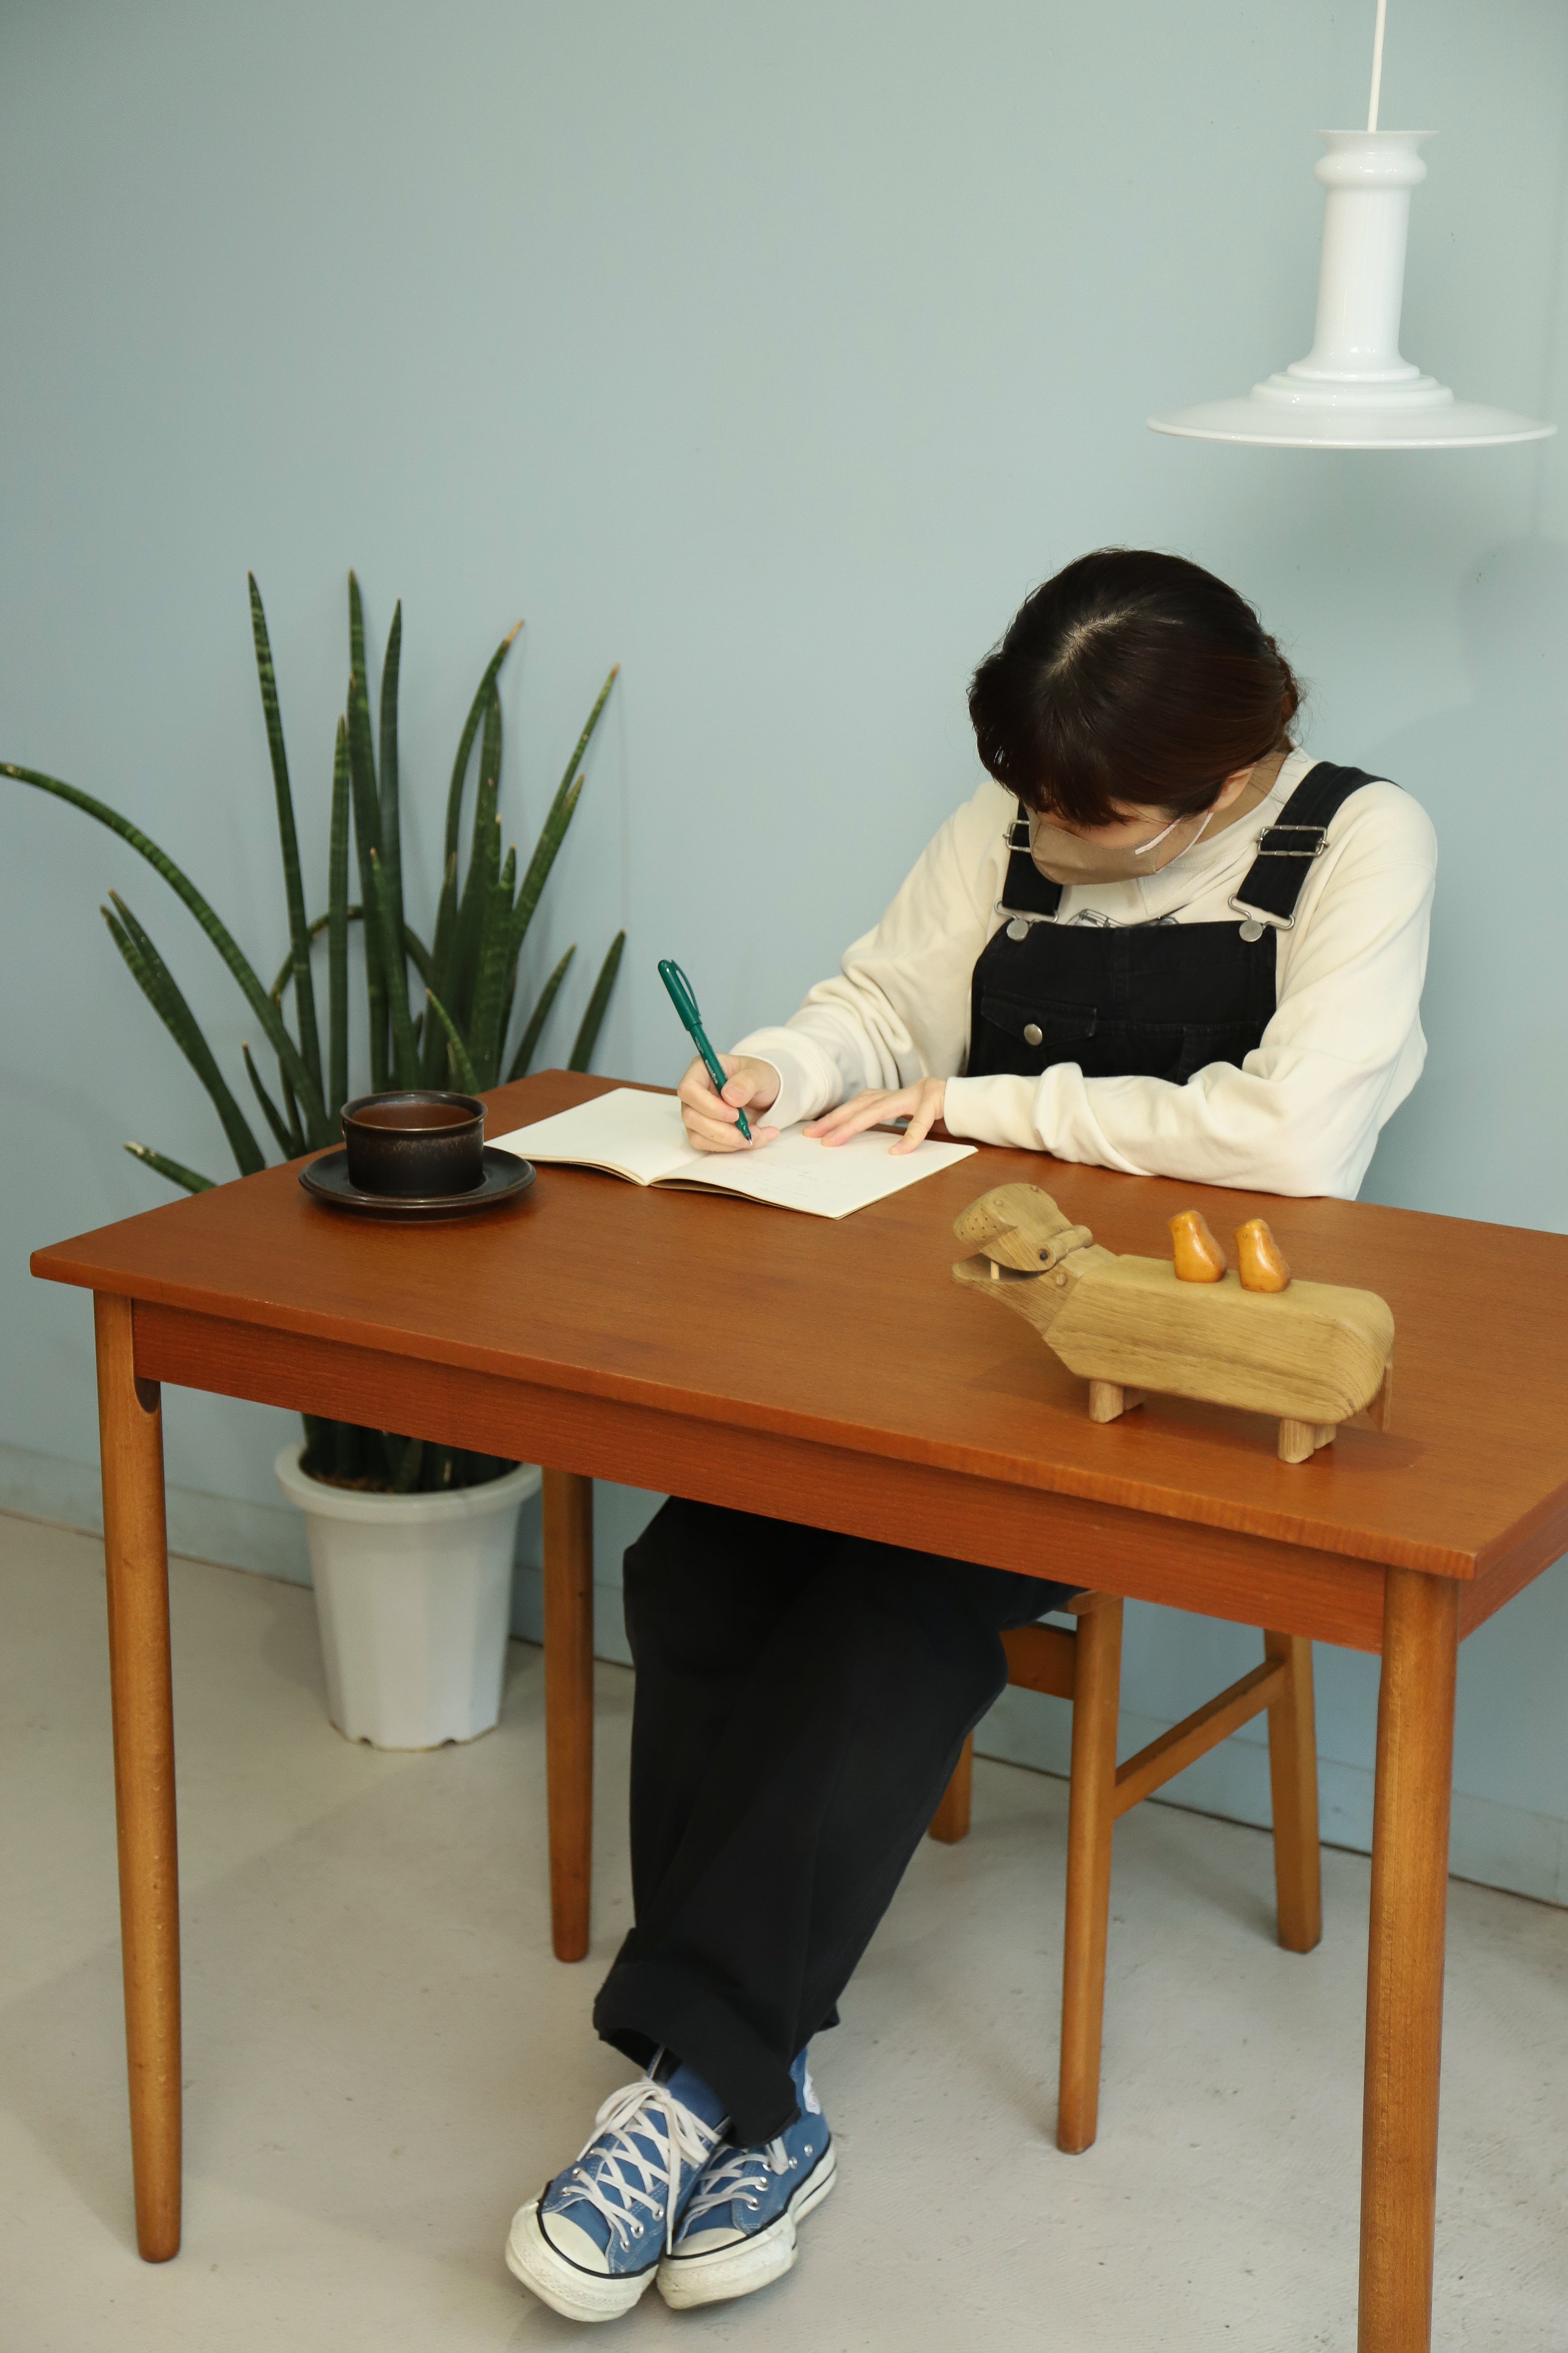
[804,1077,948,1154]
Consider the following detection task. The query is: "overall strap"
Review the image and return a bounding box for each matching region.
[997,803,1064,921]
[1229,762,1390,932]
[999,763,1392,933]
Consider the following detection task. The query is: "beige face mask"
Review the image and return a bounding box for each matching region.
[1024,752,1287,888]
[1025,802,1217,888]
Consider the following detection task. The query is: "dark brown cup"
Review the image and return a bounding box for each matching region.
[340,1091,485,1197]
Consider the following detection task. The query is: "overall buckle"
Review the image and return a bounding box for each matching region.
[1252,823,1329,860]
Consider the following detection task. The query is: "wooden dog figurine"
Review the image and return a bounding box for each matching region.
[951,1184,1394,1464]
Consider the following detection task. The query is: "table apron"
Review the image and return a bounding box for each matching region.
[133,1301,1386,1650]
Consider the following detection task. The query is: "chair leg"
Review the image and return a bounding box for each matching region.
[929,1732,975,1843]
[1058,1595,1123,2154]
[1264,1630,1322,1953]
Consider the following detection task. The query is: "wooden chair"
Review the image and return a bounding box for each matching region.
[929,1592,1320,2154]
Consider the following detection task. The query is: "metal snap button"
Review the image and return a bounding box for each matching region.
[1023,1021,1043,1046]
[1006,918,1029,941]
[1239,919,1264,942]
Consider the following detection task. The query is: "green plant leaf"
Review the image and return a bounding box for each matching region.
[346,575,388,1088]
[552,665,618,811]
[269,905,432,1002]
[470,842,517,1087]
[421,851,461,1084]
[125,1141,217,1192]
[328,717,351,1119]
[508,772,583,962]
[569,929,626,1072]
[299,1413,338,1477]
[102,895,268,1175]
[249,574,325,1109]
[505,942,576,1081]
[330,1421,372,1481]
[369,849,421,1085]
[242,1043,302,1158]
[466,841,516,1089]
[401,924,432,987]
[5,762,328,1134]
[279,1058,305,1155]
[502,665,616,973]
[449,690,503,1033]
[443,621,522,870]
[390,1434,424,1494]
[423,987,480,1091]
[377,596,412,1042]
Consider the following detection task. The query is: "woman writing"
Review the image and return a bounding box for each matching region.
[507,547,1437,2321]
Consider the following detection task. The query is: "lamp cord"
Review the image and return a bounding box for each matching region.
[1367,0,1388,132]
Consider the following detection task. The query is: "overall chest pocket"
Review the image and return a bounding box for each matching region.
[977,989,1267,1084]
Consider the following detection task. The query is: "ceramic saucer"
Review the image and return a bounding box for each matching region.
[299,1145,536,1221]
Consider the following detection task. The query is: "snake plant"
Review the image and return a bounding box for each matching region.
[6,572,624,1493]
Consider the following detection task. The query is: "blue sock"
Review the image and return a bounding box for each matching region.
[659,2045,812,2144]
[660,2056,729,2135]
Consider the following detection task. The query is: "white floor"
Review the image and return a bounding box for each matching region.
[4,1516,1567,2352]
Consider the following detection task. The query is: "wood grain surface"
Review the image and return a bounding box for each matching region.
[1359,1570,1461,2351]
[1045,1255,1393,1426]
[93,1295,181,2262]
[32,1071,1568,1594]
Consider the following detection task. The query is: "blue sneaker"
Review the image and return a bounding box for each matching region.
[659,2054,835,2309]
[505,2064,724,2322]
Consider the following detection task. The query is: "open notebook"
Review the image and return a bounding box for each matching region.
[490,1088,975,1220]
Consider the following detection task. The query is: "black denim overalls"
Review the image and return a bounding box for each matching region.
[967,762,1383,1086]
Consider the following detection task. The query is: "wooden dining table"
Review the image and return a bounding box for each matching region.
[30,1066,1568,2350]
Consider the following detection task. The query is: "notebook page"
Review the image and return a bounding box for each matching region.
[490,1089,703,1185]
[663,1126,975,1218]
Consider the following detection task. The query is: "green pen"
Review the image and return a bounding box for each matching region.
[657,958,752,1140]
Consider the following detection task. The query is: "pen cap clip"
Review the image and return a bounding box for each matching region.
[657,958,703,1030]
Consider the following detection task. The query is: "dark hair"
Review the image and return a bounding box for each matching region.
[968,549,1301,828]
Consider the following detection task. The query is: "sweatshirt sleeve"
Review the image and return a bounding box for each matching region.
[731,783,1006,1131]
[942,785,1437,1199]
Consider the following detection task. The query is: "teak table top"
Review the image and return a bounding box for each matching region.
[33,1070,1568,1626]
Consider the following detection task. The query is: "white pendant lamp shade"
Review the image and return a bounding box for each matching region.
[1149,5,1553,449]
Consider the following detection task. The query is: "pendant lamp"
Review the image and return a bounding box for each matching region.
[1148,0,1554,449]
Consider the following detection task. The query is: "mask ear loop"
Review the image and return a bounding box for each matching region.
[1133,804,1215,859]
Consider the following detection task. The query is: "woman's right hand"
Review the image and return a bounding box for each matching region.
[677,1054,781,1152]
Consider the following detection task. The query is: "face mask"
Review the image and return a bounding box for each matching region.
[1026,802,1216,887]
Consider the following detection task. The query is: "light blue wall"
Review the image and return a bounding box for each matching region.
[5,1,1568,1897]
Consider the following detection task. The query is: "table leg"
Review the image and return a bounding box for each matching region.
[93,1293,181,2263]
[1359,1567,1460,2353]
[1057,1595,1124,2154]
[542,1470,594,1962]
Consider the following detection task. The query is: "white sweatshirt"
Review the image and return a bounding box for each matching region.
[733,751,1437,1200]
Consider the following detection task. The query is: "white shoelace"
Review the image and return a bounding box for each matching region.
[680,2138,790,2226]
[679,2065,823,2231]
[554,2074,721,2255]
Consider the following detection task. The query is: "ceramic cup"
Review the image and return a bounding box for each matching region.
[340,1090,485,1197]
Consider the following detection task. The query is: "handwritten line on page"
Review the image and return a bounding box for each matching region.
[490,1088,975,1220]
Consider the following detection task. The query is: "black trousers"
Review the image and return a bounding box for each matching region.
[592,1497,1075,2146]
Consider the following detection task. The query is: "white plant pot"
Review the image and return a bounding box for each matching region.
[275,1444,541,1749]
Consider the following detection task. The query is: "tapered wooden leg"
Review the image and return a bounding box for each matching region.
[1359,1569,1460,2353]
[929,1733,974,1844]
[1058,1595,1124,2154]
[1263,1630,1322,1953]
[542,1470,594,1963]
[94,1294,180,2263]
[1088,1381,1145,1424]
